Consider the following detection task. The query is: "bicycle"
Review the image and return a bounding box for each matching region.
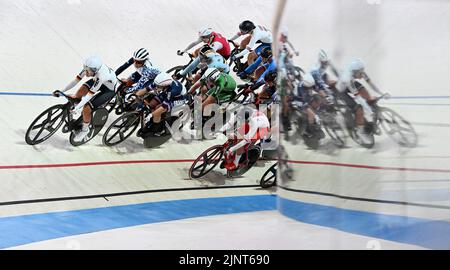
[166,53,197,90]
[189,136,261,179]
[102,93,188,147]
[341,94,418,148]
[25,91,110,146]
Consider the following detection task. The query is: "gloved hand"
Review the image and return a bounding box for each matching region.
[383,93,391,99]
[52,90,61,97]
[230,55,241,62]
[177,50,184,56]
[172,73,183,80]
[244,87,253,94]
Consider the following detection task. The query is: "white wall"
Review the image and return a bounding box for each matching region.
[282,0,450,96]
[0,0,275,91]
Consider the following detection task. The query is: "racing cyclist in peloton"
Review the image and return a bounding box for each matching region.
[229,20,273,67]
[177,27,231,60]
[219,106,271,171]
[137,72,187,137]
[53,55,117,142]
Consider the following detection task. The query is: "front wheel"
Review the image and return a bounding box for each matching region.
[260,163,277,188]
[25,104,67,145]
[189,145,224,179]
[102,112,140,146]
[378,107,418,147]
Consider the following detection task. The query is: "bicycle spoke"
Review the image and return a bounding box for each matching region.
[33,125,46,142]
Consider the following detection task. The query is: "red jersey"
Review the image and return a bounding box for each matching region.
[209,32,231,58]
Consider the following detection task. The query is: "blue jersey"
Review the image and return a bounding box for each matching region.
[244,56,277,84]
[155,80,187,112]
[127,65,162,93]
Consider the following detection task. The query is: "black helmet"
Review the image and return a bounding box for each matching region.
[264,70,277,82]
[239,20,256,34]
[260,47,273,59]
[199,44,213,58]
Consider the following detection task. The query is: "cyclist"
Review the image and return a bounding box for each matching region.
[53,55,117,142]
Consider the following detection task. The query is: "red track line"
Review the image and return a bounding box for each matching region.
[1,159,449,173]
[286,160,450,173]
[0,159,196,170]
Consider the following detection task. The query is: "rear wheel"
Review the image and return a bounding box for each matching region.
[227,144,261,178]
[189,145,224,179]
[69,108,110,146]
[25,104,66,145]
[322,111,347,147]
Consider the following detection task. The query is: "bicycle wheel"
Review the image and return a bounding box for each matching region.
[189,145,224,178]
[25,104,66,145]
[378,107,418,147]
[69,108,110,147]
[323,111,347,148]
[227,144,262,178]
[260,163,277,188]
[102,112,140,146]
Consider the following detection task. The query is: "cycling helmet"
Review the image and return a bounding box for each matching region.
[318,49,329,62]
[133,48,149,61]
[260,47,273,59]
[302,73,315,88]
[349,58,365,72]
[202,68,220,81]
[239,20,256,34]
[83,55,102,74]
[198,27,213,38]
[199,44,213,58]
[264,70,277,82]
[154,72,173,87]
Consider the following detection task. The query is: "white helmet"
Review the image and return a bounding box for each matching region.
[202,68,220,81]
[84,55,102,74]
[349,58,365,72]
[133,48,149,61]
[318,49,329,62]
[302,73,315,88]
[154,72,173,87]
[198,27,213,38]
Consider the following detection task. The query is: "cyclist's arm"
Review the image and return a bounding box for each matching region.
[229,32,241,41]
[182,38,202,54]
[244,57,262,74]
[62,69,85,92]
[180,57,201,77]
[115,58,134,76]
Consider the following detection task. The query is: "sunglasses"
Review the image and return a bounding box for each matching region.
[134,60,144,65]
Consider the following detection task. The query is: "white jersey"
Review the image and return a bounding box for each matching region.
[234,25,273,59]
[336,70,364,95]
[77,64,118,92]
